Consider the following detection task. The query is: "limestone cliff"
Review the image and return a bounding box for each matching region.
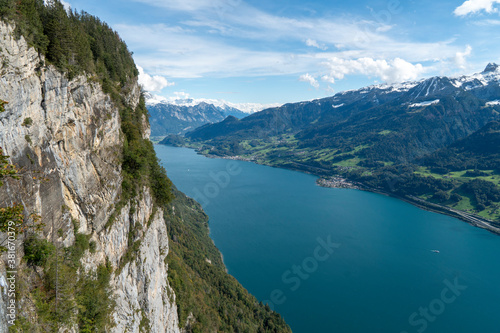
[0,21,180,332]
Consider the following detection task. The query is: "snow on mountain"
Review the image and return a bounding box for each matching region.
[144,92,284,136]
[144,92,281,114]
[336,63,500,101]
[371,80,421,94]
[449,63,500,90]
[409,99,440,108]
[146,63,500,138]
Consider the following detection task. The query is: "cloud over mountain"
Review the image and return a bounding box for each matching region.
[138,66,175,92]
[321,57,425,84]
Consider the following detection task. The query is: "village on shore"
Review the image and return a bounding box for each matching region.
[316,177,361,190]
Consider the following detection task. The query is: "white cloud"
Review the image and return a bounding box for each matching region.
[321,75,336,84]
[117,24,313,78]
[375,25,393,33]
[115,1,471,87]
[306,39,320,48]
[454,45,472,69]
[172,91,191,100]
[61,0,71,9]
[474,18,500,25]
[299,73,320,88]
[306,39,327,50]
[118,22,462,81]
[130,0,446,57]
[137,66,175,91]
[322,57,425,84]
[454,0,500,16]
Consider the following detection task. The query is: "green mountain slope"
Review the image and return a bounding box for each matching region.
[178,68,500,227]
[419,121,500,172]
[187,77,500,164]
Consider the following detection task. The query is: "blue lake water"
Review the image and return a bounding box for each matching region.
[155,145,500,333]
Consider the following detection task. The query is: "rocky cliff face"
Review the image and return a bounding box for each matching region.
[0,21,180,332]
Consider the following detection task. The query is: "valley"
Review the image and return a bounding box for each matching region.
[158,65,500,230]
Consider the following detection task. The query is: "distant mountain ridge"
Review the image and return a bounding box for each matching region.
[145,93,248,136]
[187,63,500,163]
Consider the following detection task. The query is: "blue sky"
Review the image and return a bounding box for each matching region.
[63,0,500,106]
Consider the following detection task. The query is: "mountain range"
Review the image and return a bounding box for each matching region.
[145,93,282,136]
[146,93,248,136]
[187,63,500,160]
[168,64,500,227]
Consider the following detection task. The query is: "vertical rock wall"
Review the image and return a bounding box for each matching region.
[0,21,180,332]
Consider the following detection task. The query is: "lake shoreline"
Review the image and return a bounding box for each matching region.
[172,145,500,236]
[363,186,500,236]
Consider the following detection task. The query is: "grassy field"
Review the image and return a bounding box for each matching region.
[333,157,363,167]
[415,167,500,185]
[414,167,500,220]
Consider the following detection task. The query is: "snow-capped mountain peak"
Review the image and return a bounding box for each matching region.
[143,92,168,106]
[449,63,500,90]
[336,63,500,101]
[483,63,500,74]
[144,93,281,114]
[145,93,284,136]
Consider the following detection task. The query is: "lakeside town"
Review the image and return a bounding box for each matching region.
[316,177,362,190]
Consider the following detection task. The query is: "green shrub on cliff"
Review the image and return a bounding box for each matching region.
[23,235,55,266]
[0,99,7,112]
[15,233,115,332]
[120,96,173,206]
[0,148,29,252]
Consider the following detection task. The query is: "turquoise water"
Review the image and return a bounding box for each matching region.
[155,145,500,333]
